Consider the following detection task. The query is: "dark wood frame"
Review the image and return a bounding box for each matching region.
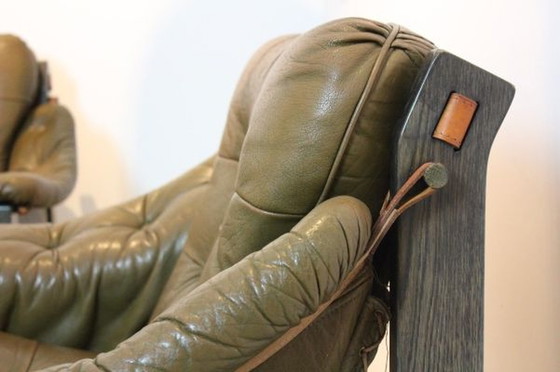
[390,50,515,371]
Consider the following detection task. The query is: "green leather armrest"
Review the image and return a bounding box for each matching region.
[36,196,386,371]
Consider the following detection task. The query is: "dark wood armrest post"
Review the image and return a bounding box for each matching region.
[390,50,515,371]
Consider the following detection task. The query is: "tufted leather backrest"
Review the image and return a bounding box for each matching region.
[152,35,295,312]
[0,35,40,170]
[154,18,433,313]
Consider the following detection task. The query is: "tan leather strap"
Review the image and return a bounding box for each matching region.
[318,23,401,203]
[433,92,478,149]
[236,162,447,371]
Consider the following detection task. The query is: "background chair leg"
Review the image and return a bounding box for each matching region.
[15,207,52,224]
[0,205,11,223]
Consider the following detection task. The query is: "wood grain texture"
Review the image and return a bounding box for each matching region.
[390,50,515,372]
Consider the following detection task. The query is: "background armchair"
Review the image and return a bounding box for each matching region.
[0,35,76,221]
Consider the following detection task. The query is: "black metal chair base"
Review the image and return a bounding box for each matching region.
[0,205,53,224]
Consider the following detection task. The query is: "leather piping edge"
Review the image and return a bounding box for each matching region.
[317,24,401,204]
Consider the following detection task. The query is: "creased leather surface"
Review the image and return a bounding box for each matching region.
[0,158,213,353]
[0,18,434,371]
[0,331,95,371]
[42,196,372,371]
[0,35,77,208]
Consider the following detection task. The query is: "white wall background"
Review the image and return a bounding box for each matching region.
[0,0,558,371]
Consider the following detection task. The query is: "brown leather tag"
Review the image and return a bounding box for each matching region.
[433,93,478,149]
